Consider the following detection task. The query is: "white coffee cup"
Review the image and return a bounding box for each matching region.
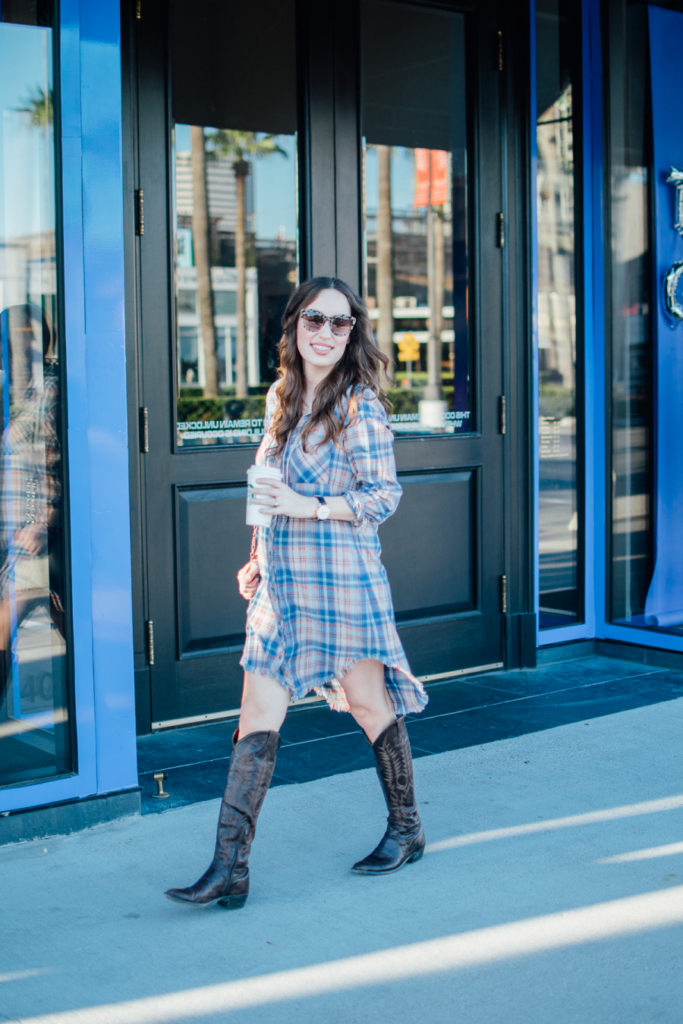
[246,465,283,526]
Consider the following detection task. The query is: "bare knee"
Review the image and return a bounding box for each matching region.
[240,690,270,721]
[348,701,395,743]
[238,672,289,737]
[341,661,395,742]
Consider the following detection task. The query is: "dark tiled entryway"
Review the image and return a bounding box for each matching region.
[137,655,683,814]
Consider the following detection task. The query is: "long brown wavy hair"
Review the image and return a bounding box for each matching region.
[270,277,391,455]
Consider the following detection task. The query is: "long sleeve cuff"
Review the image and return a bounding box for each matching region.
[342,491,364,527]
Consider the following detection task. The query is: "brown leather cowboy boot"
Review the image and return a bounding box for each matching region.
[352,716,425,875]
[165,729,281,909]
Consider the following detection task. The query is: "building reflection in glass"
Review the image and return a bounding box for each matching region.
[173,126,298,448]
[362,0,470,436]
[536,0,582,628]
[169,0,299,448]
[607,2,654,627]
[0,8,72,787]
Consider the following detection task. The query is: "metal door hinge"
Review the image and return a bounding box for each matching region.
[499,575,507,614]
[497,29,504,72]
[139,407,149,453]
[496,212,505,248]
[499,395,506,435]
[135,0,142,19]
[146,620,155,665]
[135,188,145,235]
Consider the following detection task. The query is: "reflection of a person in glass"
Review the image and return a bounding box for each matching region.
[0,305,63,711]
[166,278,429,910]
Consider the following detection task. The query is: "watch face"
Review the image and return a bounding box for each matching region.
[317,505,331,520]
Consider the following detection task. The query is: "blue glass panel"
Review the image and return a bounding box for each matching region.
[535,0,583,629]
[0,12,73,786]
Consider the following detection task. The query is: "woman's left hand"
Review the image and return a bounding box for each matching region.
[252,478,317,520]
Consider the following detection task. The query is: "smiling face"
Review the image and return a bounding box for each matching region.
[296,288,353,379]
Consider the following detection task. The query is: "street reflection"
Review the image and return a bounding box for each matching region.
[174,125,298,447]
[362,1,470,435]
[536,0,580,628]
[607,3,654,628]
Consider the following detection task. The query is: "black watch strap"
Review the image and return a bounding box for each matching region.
[313,495,329,521]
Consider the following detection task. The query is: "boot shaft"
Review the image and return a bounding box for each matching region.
[371,717,419,822]
[215,729,281,863]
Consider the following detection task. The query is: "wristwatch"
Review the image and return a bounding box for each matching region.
[314,495,330,521]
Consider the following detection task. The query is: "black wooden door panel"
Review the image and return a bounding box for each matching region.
[380,470,477,620]
[176,484,252,656]
[132,0,509,731]
[397,613,496,681]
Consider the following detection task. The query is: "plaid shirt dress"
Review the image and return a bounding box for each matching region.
[0,367,61,602]
[240,383,428,716]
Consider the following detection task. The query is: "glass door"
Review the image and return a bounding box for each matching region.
[360,0,506,678]
[534,0,584,634]
[135,0,300,727]
[0,2,73,786]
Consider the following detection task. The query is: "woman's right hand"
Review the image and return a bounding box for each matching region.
[237,560,261,601]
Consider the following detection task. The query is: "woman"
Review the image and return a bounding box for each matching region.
[0,305,64,713]
[165,277,428,910]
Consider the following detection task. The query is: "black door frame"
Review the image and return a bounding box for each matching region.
[121,0,536,736]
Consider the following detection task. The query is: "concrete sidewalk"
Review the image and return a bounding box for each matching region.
[2,699,683,1024]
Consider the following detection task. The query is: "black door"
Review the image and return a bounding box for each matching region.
[128,0,512,731]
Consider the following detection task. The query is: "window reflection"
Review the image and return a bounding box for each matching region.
[170,0,298,448]
[607,3,653,626]
[174,126,298,447]
[536,0,582,628]
[0,7,72,787]
[362,1,470,435]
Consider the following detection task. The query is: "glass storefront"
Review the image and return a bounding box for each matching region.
[361,0,470,436]
[606,0,654,628]
[535,0,583,629]
[170,0,298,448]
[0,2,73,787]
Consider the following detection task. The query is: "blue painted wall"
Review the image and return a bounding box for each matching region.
[0,0,137,813]
[644,6,683,628]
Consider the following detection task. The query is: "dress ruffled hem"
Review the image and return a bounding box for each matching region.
[240,644,428,717]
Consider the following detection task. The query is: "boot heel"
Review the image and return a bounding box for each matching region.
[408,846,424,864]
[217,892,248,910]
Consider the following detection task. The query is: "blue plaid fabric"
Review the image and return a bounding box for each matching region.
[241,383,428,716]
[0,367,61,603]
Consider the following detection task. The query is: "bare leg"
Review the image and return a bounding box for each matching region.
[341,659,425,875]
[340,658,395,742]
[165,670,288,909]
[238,671,290,739]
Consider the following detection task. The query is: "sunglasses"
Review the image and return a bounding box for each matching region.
[300,308,356,337]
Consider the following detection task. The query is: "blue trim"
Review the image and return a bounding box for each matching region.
[530,0,540,643]
[80,0,137,795]
[582,0,600,640]
[587,0,607,645]
[602,622,683,653]
[0,0,136,812]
